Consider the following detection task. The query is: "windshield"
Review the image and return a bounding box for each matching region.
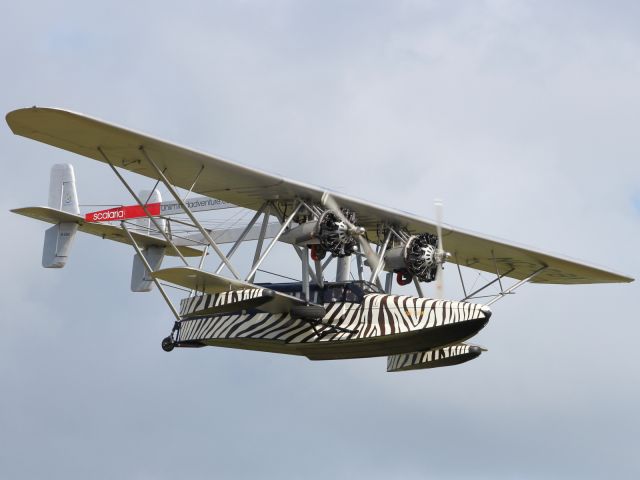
[259,280,382,304]
[322,281,382,303]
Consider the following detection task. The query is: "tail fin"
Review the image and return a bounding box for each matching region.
[42,164,79,268]
[48,163,79,214]
[132,189,165,234]
[131,189,166,292]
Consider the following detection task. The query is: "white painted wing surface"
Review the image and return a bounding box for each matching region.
[6,107,633,285]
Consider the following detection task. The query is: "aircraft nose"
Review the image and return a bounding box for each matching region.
[480,305,492,320]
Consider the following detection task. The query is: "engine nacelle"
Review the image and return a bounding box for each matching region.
[315,209,358,257]
[280,209,360,258]
[384,233,439,282]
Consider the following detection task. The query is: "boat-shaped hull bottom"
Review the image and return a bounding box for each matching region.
[387,344,483,372]
[178,317,489,360]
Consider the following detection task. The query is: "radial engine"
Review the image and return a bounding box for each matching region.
[383,233,440,283]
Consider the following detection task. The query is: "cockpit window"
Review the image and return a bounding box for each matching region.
[359,281,382,294]
[323,286,345,303]
[261,280,382,304]
[344,283,362,302]
[321,281,382,303]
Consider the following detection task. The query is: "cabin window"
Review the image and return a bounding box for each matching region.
[321,282,377,303]
[323,286,345,303]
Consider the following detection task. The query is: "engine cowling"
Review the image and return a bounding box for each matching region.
[314,209,359,257]
[279,208,361,258]
[384,233,440,283]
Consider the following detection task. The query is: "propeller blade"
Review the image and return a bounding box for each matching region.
[321,192,351,227]
[434,199,444,299]
[435,199,443,250]
[435,264,444,298]
[321,191,382,281]
[321,192,365,236]
[358,236,381,276]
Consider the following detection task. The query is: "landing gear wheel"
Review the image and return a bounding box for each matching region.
[161,336,175,352]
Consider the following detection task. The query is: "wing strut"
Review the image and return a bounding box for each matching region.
[99,147,189,265]
[462,266,516,301]
[214,203,268,275]
[413,276,425,297]
[459,264,548,305]
[455,254,468,298]
[245,201,304,281]
[302,245,310,302]
[314,257,325,288]
[485,266,547,306]
[369,229,392,284]
[293,245,319,285]
[120,221,181,322]
[139,146,241,280]
[247,204,272,282]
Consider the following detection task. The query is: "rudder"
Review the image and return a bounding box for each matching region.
[42,164,79,268]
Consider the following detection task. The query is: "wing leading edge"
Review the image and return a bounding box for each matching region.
[6,107,633,285]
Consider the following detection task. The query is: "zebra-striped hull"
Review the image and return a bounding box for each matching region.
[176,293,491,360]
[387,344,482,372]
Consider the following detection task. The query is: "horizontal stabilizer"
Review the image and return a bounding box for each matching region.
[12,206,202,257]
[152,267,310,314]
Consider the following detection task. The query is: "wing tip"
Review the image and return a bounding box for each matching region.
[6,106,82,132]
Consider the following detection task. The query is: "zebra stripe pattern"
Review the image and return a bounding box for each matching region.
[177,293,488,344]
[180,288,267,316]
[387,344,481,372]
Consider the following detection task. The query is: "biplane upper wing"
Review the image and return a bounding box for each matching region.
[7,107,633,285]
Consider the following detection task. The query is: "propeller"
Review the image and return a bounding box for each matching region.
[433,199,450,298]
[320,192,382,275]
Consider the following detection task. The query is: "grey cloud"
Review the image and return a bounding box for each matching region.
[1,1,639,479]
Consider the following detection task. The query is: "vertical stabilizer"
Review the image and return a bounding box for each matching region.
[48,163,79,214]
[133,189,165,234]
[42,164,79,268]
[131,246,165,292]
[131,189,166,291]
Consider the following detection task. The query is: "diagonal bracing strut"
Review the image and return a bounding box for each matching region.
[214,203,268,275]
[120,221,181,322]
[245,201,304,282]
[139,146,241,280]
[485,266,547,306]
[98,147,189,265]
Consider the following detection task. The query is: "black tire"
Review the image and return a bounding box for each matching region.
[161,336,175,352]
[290,304,327,321]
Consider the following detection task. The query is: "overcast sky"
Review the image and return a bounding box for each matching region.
[1,1,639,479]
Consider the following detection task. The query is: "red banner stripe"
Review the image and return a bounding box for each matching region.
[85,203,161,222]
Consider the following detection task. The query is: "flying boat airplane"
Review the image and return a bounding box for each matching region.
[6,107,634,372]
